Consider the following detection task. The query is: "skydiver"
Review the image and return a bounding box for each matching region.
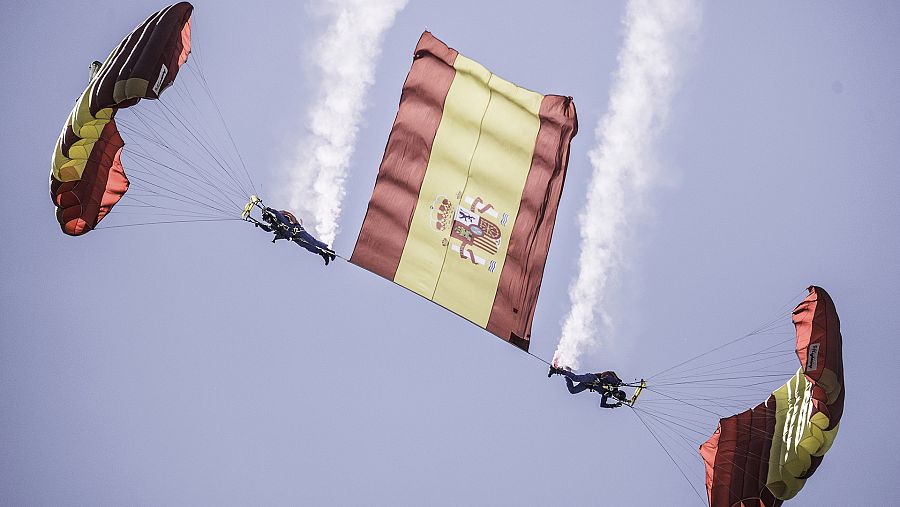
[548,366,628,408]
[255,207,337,265]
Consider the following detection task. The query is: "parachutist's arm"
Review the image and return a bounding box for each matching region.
[600,395,622,408]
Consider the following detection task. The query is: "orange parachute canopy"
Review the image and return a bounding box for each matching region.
[699,286,844,506]
[50,2,193,235]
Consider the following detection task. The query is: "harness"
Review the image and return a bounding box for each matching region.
[587,371,622,395]
[587,379,618,395]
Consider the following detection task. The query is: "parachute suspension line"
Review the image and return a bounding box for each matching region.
[634,406,707,451]
[633,408,709,481]
[95,218,243,230]
[642,386,729,420]
[647,306,798,381]
[157,99,250,207]
[649,364,796,386]
[632,404,779,504]
[639,409,770,505]
[157,59,255,201]
[125,172,233,218]
[629,406,707,506]
[640,387,778,442]
[123,181,231,219]
[645,348,797,417]
[119,110,245,213]
[103,210,225,220]
[117,191,228,219]
[122,143,238,215]
[123,150,237,215]
[632,406,712,439]
[636,403,774,446]
[653,347,795,382]
[648,287,809,383]
[126,85,248,207]
[644,330,798,413]
[184,52,259,197]
[108,192,225,218]
[163,88,247,203]
[154,43,256,203]
[114,203,224,221]
[126,125,242,217]
[650,372,797,387]
[122,135,232,204]
[158,78,252,202]
[123,181,229,218]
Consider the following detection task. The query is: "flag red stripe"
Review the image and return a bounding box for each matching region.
[351,32,458,279]
[485,95,578,350]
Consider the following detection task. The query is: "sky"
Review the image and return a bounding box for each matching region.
[2,1,899,505]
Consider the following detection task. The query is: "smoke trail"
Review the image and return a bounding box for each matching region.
[554,0,701,369]
[283,0,408,244]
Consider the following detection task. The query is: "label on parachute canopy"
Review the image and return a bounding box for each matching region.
[805,342,819,372]
[153,64,169,95]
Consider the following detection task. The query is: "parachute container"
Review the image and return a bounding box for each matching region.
[50,2,193,235]
[351,32,578,351]
[699,286,845,506]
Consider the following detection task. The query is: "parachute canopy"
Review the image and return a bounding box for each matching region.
[699,286,844,506]
[351,32,578,351]
[50,2,193,235]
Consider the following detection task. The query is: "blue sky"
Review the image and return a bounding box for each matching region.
[2,1,899,505]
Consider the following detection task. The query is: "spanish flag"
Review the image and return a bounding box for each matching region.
[352,32,578,351]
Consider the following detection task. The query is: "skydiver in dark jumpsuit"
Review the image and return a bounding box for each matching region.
[549,367,627,408]
[256,207,337,265]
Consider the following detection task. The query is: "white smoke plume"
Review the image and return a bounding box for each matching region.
[284,0,408,245]
[554,0,701,369]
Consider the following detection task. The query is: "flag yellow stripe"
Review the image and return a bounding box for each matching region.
[394,54,543,327]
[393,55,491,299]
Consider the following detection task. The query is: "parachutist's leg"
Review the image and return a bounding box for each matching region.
[565,378,590,395]
[297,230,330,251]
[294,231,337,265]
[561,370,597,384]
[294,232,323,255]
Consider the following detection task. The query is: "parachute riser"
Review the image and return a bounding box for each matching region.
[241,194,264,221]
[625,379,647,407]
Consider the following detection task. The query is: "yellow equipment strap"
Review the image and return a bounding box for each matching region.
[628,380,647,406]
[242,194,261,219]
